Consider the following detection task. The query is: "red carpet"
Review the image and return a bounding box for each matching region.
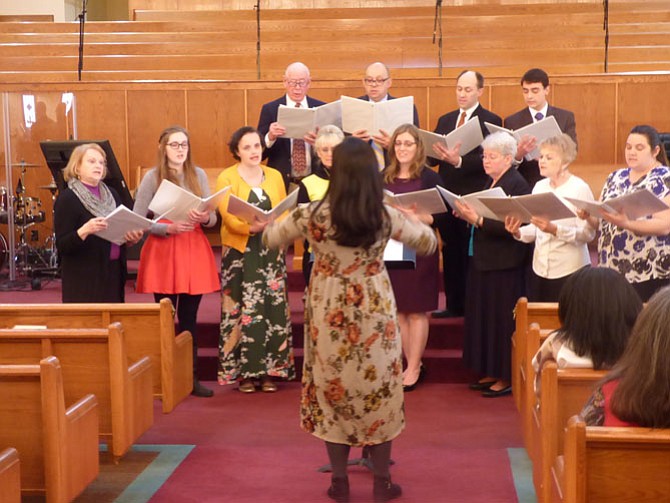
[140,382,524,503]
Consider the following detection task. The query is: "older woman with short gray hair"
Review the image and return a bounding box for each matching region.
[453,131,531,397]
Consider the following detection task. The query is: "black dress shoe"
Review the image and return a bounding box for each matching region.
[468,380,496,391]
[403,364,427,392]
[192,380,214,397]
[431,309,464,319]
[482,385,512,398]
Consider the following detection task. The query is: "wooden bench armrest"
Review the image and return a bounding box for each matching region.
[0,447,20,503]
[65,393,98,422]
[127,355,154,443]
[161,329,193,414]
[128,355,152,379]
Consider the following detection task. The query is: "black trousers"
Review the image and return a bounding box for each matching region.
[437,211,469,315]
[154,293,203,377]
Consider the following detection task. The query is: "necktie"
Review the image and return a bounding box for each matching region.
[372,141,385,171]
[291,103,308,179]
[534,112,544,121]
[457,111,467,128]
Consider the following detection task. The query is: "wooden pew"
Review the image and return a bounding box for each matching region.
[0,356,98,502]
[0,448,20,503]
[551,416,670,503]
[0,323,153,461]
[530,359,607,503]
[511,298,560,411]
[0,299,192,414]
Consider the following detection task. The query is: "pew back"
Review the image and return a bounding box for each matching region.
[553,416,670,503]
[0,447,20,503]
[0,357,98,501]
[0,300,192,413]
[0,324,153,460]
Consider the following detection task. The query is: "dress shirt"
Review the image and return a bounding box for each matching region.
[529,104,549,123]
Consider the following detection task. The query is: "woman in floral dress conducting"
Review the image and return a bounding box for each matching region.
[263,137,437,503]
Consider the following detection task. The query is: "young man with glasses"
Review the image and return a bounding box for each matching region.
[257,61,325,189]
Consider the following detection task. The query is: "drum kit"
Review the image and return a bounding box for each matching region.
[0,160,59,289]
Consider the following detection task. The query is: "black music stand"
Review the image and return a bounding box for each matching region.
[39,139,134,209]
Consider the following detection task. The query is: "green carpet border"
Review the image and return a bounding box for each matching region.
[508,447,537,503]
[100,444,195,503]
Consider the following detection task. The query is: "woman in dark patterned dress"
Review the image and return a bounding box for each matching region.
[216,126,295,393]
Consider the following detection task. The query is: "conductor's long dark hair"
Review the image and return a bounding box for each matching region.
[314,137,388,249]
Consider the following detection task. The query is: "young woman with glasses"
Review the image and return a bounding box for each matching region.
[133,125,220,398]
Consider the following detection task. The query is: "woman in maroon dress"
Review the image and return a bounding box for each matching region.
[382,124,443,391]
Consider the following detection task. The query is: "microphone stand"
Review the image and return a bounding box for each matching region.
[432,0,443,77]
[254,0,261,80]
[603,0,609,72]
[78,0,88,81]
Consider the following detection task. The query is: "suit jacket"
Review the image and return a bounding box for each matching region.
[473,167,531,272]
[257,94,326,187]
[504,105,577,187]
[433,104,502,195]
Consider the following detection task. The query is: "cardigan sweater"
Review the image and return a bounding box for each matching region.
[216,163,287,253]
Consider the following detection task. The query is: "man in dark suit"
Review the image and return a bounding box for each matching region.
[352,62,420,168]
[504,68,577,187]
[257,62,325,189]
[431,70,502,318]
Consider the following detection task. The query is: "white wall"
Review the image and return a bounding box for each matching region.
[0,0,69,21]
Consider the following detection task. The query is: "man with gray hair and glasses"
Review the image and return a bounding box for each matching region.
[258,61,326,189]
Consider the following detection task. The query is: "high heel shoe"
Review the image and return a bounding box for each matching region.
[373,476,402,502]
[327,476,350,503]
[403,364,427,392]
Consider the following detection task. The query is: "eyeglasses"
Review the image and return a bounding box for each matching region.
[167,142,189,150]
[394,141,417,148]
[285,79,309,88]
[364,77,390,86]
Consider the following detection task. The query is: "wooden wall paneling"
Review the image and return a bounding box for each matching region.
[426,85,457,130]
[246,88,284,131]
[489,83,524,123]
[617,81,670,166]
[75,89,129,185]
[126,89,186,187]
[186,89,246,170]
[550,82,617,195]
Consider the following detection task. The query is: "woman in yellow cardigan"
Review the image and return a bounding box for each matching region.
[216,126,295,393]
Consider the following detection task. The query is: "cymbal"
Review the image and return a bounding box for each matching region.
[39,184,58,191]
[10,162,41,168]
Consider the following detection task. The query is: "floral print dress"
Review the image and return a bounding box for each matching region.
[218,189,295,384]
[263,202,437,446]
[598,166,670,282]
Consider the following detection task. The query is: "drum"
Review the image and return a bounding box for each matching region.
[0,186,7,212]
[14,196,45,225]
[0,232,7,270]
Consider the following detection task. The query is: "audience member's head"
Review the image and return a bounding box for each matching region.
[283,62,311,103]
[520,68,550,111]
[314,125,345,169]
[556,267,642,369]
[455,70,484,111]
[363,62,392,103]
[608,285,670,428]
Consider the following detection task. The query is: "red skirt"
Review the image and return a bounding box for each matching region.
[136,224,220,295]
